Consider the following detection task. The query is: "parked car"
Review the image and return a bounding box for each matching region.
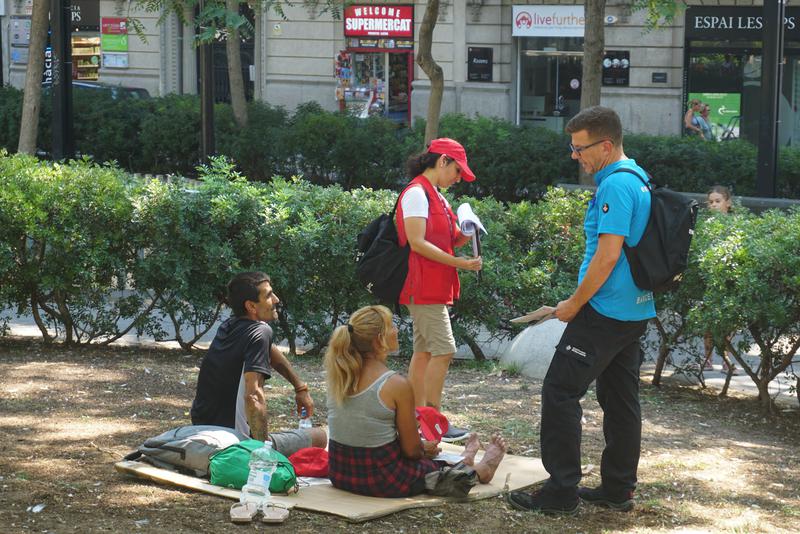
[41,81,151,100]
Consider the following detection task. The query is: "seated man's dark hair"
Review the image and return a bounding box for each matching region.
[565,105,623,146]
[227,272,271,317]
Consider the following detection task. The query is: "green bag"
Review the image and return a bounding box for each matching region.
[209,439,298,494]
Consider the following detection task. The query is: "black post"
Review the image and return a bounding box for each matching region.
[51,0,74,160]
[198,0,215,158]
[755,0,785,198]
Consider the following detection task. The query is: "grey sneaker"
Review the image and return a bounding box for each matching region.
[578,486,634,512]
[440,425,470,443]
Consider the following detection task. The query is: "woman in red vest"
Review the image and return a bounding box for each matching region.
[395,138,482,442]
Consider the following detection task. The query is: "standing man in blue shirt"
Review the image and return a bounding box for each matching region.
[508,106,656,515]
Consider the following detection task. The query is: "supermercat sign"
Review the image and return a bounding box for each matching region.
[512,5,585,37]
[344,5,414,38]
[685,6,800,40]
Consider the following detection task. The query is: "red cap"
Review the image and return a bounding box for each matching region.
[416,406,449,443]
[288,447,329,477]
[427,138,476,182]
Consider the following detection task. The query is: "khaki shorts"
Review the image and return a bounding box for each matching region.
[269,428,312,457]
[406,303,457,357]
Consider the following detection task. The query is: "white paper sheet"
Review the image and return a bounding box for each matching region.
[456,203,487,237]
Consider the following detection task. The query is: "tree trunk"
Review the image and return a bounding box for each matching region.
[18,0,50,154]
[416,0,443,144]
[577,0,606,185]
[226,0,249,128]
[463,334,486,361]
[651,318,668,387]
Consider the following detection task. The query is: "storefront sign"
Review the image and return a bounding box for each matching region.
[512,5,585,37]
[10,16,31,46]
[652,72,668,83]
[344,5,414,38]
[43,46,53,84]
[685,6,800,40]
[689,92,741,139]
[103,53,129,69]
[602,50,629,86]
[468,47,493,82]
[72,0,100,32]
[101,17,129,52]
[11,0,33,16]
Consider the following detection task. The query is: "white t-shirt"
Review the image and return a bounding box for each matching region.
[401,185,451,219]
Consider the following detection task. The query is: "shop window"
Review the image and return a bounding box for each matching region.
[72,35,100,80]
[518,36,582,132]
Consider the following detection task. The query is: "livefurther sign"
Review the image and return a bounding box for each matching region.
[512,5,585,37]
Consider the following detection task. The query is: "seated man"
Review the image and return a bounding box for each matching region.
[191,271,326,456]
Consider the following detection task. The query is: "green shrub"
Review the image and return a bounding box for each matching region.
[0,153,141,344]
[139,94,202,175]
[0,87,23,151]
[4,88,800,199]
[216,101,292,181]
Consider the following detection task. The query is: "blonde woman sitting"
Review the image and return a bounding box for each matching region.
[325,305,506,498]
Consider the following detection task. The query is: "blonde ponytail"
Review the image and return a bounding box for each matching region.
[324,305,394,405]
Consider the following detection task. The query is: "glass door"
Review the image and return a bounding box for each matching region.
[519,50,582,132]
[387,52,411,123]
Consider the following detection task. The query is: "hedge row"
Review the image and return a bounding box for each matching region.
[3,86,800,200]
[0,152,797,410]
[0,150,587,355]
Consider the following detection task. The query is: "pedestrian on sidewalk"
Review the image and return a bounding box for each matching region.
[508,106,655,515]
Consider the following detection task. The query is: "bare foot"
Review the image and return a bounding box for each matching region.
[473,434,507,484]
[461,433,480,466]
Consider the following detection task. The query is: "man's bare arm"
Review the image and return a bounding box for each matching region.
[244,371,269,441]
[269,344,315,416]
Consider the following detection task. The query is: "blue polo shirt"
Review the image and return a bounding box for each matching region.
[578,159,656,321]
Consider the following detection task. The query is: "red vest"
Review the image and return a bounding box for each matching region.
[396,176,460,305]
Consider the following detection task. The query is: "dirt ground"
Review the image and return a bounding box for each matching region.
[1,338,799,534]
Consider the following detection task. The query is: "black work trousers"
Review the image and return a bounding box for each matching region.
[540,303,648,498]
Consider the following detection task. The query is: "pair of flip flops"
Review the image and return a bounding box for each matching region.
[230,501,290,524]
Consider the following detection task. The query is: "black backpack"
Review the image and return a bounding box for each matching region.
[356,190,428,305]
[616,168,699,293]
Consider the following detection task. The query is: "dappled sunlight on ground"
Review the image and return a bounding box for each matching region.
[2,341,799,533]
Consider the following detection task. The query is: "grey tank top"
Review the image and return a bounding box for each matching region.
[327,370,398,447]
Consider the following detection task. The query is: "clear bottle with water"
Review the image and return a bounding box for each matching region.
[298,407,312,429]
[240,441,277,505]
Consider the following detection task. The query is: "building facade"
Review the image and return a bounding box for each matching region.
[3,1,795,143]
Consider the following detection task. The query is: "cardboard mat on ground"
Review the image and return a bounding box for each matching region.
[115,443,549,522]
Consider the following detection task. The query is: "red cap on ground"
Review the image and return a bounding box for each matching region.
[415,406,449,443]
[288,447,329,478]
[427,138,476,182]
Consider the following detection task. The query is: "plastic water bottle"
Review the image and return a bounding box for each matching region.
[298,407,312,429]
[240,441,277,505]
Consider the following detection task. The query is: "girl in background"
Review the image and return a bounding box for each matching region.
[702,186,737,374]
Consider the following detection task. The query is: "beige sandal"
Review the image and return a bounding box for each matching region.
[230,501,259,524]
[261,503,290,524]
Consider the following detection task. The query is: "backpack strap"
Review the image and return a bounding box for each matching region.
[609,167,653,253]
[612,167,655,191]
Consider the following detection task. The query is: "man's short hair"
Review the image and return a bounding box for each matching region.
[227,272,271,317]
[565,106,623,146]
